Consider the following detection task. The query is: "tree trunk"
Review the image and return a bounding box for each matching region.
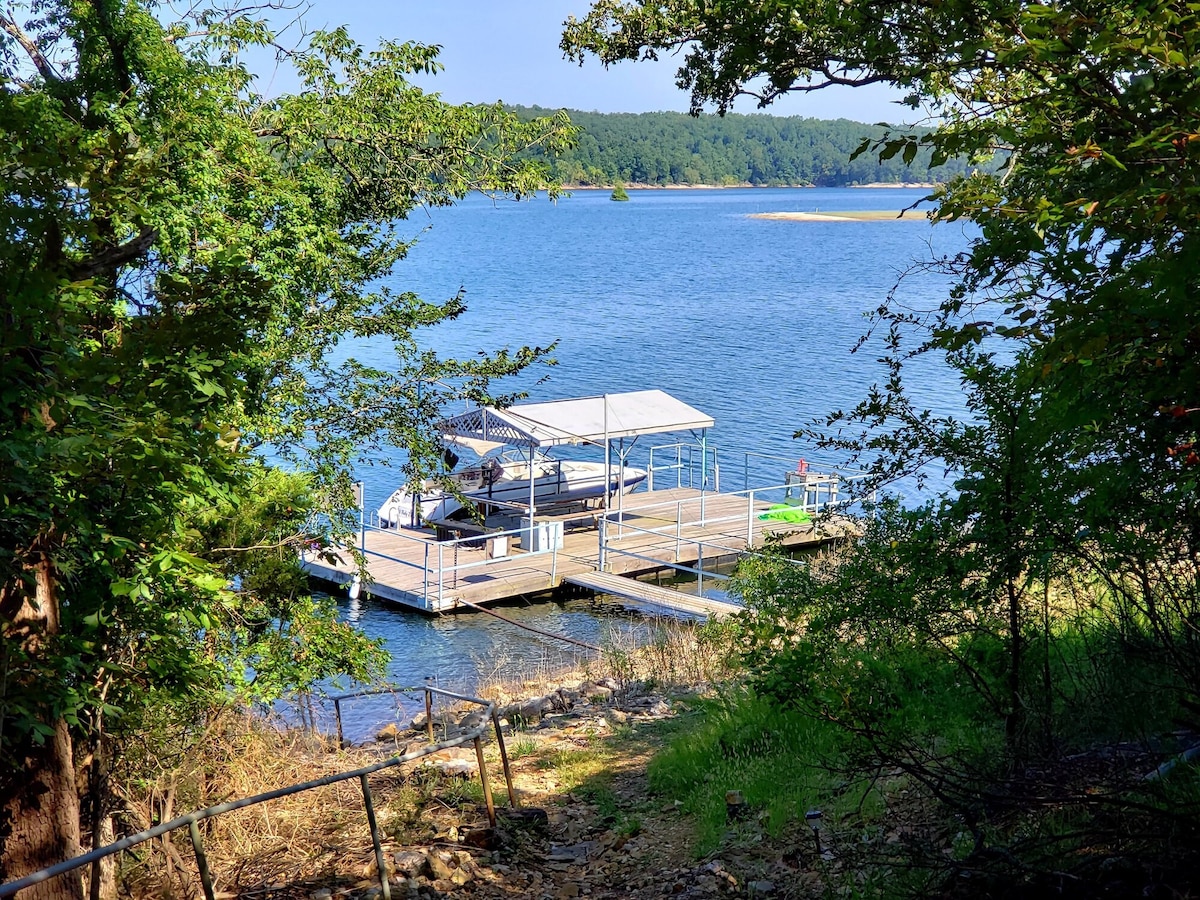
[86,815,116,900]
[1005,574,1025,760]
[86,736,116,900]
[0,554,85,897]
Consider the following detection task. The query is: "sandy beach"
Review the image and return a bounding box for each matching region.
[748,209,930,221]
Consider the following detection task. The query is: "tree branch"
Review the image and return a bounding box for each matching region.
[70,227,158,281]
[0,10,61,83]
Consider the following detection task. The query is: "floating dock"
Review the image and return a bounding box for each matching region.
[301,483,855,617]
[302,389,868,619]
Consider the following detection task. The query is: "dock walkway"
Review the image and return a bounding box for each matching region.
[562,571,741,619]
[302,485,853,616]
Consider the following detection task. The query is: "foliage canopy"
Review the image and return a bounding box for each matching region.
[1,0,571,882]
[566,0,1200,891]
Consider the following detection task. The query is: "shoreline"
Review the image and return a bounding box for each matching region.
[564,182,937,191]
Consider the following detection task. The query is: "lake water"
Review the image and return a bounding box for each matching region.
[326,187,975,740]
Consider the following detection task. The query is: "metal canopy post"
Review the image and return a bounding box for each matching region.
[612,435,640,536]
[526,443,536,549]
[602,394,610,509]
[617,436,625,530]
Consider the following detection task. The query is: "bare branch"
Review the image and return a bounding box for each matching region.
[0,9,61,83]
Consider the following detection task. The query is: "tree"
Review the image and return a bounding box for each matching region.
[562,1,1200,479]
[563,0,1200,690]
[1,1,572,886]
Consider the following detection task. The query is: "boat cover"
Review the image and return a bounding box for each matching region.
[439,390,713,449]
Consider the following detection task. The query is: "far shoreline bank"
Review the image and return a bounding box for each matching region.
[564,181,937,191]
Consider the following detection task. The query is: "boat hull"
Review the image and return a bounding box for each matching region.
[377,460,647,529]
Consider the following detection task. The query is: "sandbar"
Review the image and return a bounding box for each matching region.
[748,210,929,222]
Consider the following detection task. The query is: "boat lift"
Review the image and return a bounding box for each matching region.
[435,389,715,544]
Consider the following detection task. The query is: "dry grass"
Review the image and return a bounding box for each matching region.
[116,710,431,896]
[472,616,738,705]
[111,618,737,896]
[602,618,738,691]
[471,646,596,707]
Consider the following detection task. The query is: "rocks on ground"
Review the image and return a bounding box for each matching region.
[308,678,815,899]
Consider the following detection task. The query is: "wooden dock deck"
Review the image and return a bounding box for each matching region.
[302,486,852,615]
[562,571,742,619]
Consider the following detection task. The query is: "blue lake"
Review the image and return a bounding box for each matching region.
[327,187,976,740]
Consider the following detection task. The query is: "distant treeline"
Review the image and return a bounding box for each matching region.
[514,106,983,187]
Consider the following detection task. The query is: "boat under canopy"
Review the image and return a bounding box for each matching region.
[377,390,714,530]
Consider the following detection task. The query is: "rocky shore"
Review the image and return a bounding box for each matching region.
[300,676,805,900]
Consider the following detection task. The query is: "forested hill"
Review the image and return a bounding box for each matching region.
[514,106,977,187]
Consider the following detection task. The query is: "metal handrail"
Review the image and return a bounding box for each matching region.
[0,685,515,900]
[596,480,832,589]
[308,520,560,611]
[646,442,704,491]
[606,478,803,530]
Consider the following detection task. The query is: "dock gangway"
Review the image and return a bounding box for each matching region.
[562,570,740,619]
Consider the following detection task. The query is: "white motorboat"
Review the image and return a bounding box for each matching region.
[377,448,648,528]
[375,390,714,529]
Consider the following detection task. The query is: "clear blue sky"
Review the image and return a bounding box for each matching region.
[255,0,912,125]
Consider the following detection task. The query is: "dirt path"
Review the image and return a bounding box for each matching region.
[291,686,790,900]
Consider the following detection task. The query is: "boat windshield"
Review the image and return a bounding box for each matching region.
[497,447,552,465]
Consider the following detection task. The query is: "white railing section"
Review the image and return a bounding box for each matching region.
[303,519,561,612]
[645,442,711,491]
[596,469,869,589]
[597,479,803,560]
[595,513,735,601]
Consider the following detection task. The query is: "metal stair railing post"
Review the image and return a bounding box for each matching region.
[473,737,497,827]
[188,820,215,900]
[424,686,435,743]
[360,774,391,899]
[491,710,517,807]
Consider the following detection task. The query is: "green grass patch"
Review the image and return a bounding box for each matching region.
[506,735,539,760]
[647,691,846,854]
[542,746,608,791]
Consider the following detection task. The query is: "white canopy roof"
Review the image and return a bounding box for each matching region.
[439,390,713,450]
